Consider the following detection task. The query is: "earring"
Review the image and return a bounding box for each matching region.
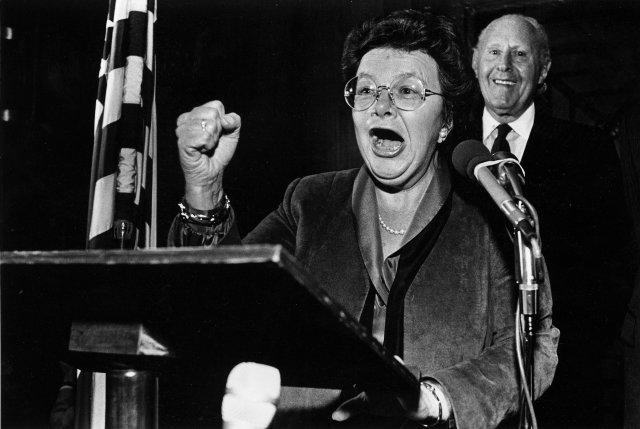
[438,128,448,143]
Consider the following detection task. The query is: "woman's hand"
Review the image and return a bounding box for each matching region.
[331,382,450,424]
[175,100,241,209]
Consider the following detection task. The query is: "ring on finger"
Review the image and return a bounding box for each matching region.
[201,120,208,133]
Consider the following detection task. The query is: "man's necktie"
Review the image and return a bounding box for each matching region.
[491,123,512,153]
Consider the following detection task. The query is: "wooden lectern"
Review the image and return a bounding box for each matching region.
[1,245,419,428]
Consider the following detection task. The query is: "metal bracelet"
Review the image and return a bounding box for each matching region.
[178,194,231,226]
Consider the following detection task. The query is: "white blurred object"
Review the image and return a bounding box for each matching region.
[222,362,281,429]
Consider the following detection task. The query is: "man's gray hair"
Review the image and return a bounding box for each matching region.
[476,14,551,66]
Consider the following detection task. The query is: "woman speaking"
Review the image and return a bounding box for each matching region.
[170,9,558,429]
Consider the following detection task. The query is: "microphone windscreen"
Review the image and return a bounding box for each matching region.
[452,139,491,180]
[222,362,281,429]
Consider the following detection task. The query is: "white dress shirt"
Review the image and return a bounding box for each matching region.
[482,103,536,161]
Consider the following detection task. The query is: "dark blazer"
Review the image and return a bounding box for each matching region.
[242,168,559,429]
[470,108,632,282]
[470,108,635,332]
[467,106,636,427]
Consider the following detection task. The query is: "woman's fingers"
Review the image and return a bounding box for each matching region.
[331,392,368,421]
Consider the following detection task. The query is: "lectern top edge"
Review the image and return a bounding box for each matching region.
[0,244,288,266]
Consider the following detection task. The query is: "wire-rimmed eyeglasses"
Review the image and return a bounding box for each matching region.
[343,74,445,111]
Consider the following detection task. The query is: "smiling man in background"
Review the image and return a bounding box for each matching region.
[469,14,637,429]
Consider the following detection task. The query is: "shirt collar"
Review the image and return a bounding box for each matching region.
[482,103,536,142]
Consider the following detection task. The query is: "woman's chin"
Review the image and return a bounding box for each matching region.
[368,168,411,189]
[367,160,432,191]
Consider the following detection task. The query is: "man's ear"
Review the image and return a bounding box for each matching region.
[538,59,551,85]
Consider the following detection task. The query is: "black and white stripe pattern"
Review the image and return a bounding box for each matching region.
[87,0,157,249]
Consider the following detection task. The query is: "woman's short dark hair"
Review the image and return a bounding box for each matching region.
[342,9,475,131]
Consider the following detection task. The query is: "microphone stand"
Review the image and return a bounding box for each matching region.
[515,225,540,429]
[494,155,542,429]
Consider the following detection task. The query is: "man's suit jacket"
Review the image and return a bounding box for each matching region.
[467,107,635,427]
[468,109,634,342]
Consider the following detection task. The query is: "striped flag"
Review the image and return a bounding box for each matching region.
[87,0,157,249]
[78,4,158,428]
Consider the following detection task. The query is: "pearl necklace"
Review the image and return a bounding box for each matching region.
[378,214,406,235]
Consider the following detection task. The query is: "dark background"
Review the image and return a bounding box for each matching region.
[1,0,640,428]
[2,0,638,252]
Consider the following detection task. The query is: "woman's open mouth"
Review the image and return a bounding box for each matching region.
[370,128,404,157]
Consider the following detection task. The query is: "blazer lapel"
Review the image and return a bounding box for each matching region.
[300,172,371,321]
[521,114,555,174]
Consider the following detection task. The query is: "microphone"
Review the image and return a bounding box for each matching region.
[491,151,525,197]
[221,362,281,429]
[452,140,536,242]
